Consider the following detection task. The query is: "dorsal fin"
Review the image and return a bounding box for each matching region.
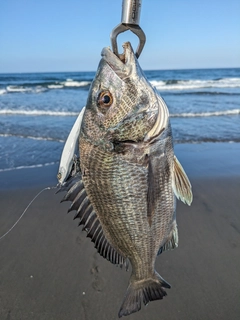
[172,155,193,206]
[58,174,128,269]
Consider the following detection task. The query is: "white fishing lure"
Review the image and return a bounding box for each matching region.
[57,106,86,185]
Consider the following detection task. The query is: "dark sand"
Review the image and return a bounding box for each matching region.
[0,143,240,320]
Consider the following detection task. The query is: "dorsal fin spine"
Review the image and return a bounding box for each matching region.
[83,212,96,232]
[100,238,107,256]
[86,219,99,238]
[78,204,93,226]
[91,224,101,243]
[95,232,104,250]
[59,174,127,268]
[73,198,90,219]
[95,230,103,247]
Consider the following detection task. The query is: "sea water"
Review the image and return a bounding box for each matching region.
[0,68,239,171]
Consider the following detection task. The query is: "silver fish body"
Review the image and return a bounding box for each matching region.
[60,42,192,317]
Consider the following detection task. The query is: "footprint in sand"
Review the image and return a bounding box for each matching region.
[81,299,90,320]
[76,235,83,245]
[91,255,104,292]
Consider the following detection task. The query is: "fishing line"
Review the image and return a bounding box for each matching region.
[0,186,58,241]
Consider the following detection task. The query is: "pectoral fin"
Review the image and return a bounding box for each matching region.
[172,155,193,205]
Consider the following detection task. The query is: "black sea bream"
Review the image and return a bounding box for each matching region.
[60,42,192,317]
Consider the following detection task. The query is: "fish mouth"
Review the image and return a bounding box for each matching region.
[101,42,135,79]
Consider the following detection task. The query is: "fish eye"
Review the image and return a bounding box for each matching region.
[98,91,113,108]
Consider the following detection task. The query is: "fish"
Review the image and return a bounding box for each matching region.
[58,41,193,318]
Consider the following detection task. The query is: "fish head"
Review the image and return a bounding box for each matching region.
[82,42,169,146]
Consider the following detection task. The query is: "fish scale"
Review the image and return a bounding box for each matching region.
[80,132,172,281]
[81,139,149,256]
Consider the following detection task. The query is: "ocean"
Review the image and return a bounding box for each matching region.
[0,68,239,172]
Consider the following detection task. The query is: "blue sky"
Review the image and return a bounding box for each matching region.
[0,0,239,72]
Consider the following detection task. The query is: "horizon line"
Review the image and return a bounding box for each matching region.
[0,67,240,75]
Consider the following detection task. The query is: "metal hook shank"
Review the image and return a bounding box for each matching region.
[121,0,142,25]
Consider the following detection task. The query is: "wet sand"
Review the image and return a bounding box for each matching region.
[0,143,240,320]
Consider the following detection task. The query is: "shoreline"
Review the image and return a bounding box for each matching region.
[0,142,240,190]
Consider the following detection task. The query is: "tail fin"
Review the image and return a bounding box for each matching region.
[118,272,170,318]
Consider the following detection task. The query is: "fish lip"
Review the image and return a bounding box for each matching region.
[101,47,124,66]
[101,42,134,78]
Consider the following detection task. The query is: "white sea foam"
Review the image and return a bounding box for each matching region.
[2,77,239,94]
[2,80,90,94]
[0,108,239,118]
[47,84,64,89]
[62,80,91,87]
[0,133,65,143]
[6,85,32,93]
[0,109,79,116]
[171,109,240,118]
[35,86,47,93]
[6,85,46,94]
[150,77,240,90]
[1,107,239,120]
[0,162,57,173]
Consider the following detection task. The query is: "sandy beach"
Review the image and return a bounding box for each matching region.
[0,143,240,320]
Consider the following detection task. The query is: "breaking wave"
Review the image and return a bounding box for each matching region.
[150,77,240,90]
[0,109,79,116]
[1,79,91,94]
[1,77,240,95]
[0,162,57,173]
[174,138,240,144]
[0,133,65,143]
[1,108,239,118]
[62,79,90,87]
[0,89,7,95]
[171,109,240,118]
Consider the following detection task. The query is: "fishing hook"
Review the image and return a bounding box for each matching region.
[110,0,146,59]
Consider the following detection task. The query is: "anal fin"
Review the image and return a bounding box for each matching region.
[158,222,179,255]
